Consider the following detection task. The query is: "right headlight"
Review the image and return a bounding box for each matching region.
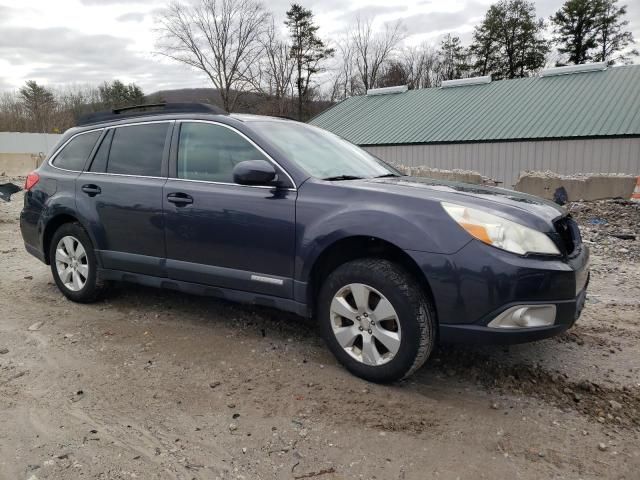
[441,202,560,256]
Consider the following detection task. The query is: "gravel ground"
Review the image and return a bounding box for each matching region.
[0,182,638,480]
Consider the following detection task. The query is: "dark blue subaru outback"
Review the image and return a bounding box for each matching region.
[20,103,589,382]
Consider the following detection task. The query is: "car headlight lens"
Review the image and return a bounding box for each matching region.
[441,202,560,256]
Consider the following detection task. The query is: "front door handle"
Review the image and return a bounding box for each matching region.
[81,184,101,196]
[167,192,193,206]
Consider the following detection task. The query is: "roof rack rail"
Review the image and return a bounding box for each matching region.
[77,102,227,126]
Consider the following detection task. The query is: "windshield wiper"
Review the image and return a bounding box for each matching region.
[374,173,401,178]
[322,175,364,181]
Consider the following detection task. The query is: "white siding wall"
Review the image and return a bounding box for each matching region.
[0,133,64,176]
[0,132,63,155]
[365,137,640,188]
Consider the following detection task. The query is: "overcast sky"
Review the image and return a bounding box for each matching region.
[1,0,638,94]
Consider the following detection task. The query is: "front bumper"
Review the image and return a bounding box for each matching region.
[408,239,590,345]
[439,282,588,344]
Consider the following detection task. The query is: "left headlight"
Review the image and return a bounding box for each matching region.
[441,202,560,256]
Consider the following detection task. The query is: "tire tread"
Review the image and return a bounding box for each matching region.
[318,258,436,382]
[49,222,107,303]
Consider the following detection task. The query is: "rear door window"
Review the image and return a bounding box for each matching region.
[107,123,170,177]
[52,131,101,171]
[177,122,266,183]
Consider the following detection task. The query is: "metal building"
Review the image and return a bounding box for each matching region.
[310,63,640,187]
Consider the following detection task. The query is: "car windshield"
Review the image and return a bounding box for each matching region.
[250,121,400,180]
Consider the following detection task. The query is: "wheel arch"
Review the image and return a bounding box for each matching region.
[305,236,437,322]
[42,213,86,264]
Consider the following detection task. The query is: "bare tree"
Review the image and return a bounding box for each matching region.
[259,20,295,116]
[155,0,270,112]
[0,91,27,132]
[53,84,103,131]
[400,44,439,89]
[350,17,405,91]
[376,61,409,88]
[338,37,364,98]
[326,36,362,102]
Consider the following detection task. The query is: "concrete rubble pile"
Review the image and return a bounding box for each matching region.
[569,199,639,263]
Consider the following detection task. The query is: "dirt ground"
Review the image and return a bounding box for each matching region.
[1,182,639,480]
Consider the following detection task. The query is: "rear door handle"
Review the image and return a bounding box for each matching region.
[81,184,101,196]
[167,192,193,206]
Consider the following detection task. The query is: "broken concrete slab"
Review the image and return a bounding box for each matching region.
[392,164,499,185]
[514,172,638,201]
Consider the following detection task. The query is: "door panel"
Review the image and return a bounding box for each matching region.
[163,180,296,297]
[76,121,172,276]
[77,173,167,276]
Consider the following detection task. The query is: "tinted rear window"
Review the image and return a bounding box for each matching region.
[52,131,101,171]
[107,123,169,177]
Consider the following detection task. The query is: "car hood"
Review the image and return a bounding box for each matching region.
[354,176,567,230]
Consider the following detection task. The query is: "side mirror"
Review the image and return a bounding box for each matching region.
[233,160,277,186]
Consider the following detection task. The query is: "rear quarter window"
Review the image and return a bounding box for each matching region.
[52,131,101,171]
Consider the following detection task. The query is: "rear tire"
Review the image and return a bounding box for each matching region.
[318,258,435,383]
[49,222,106,303]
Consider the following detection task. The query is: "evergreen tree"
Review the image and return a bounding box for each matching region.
[98,80,145,109]
[593,0,637,63]
[550,0,600,64]
[469,23,499,76]
[19,80,56,132]
[438,34,469,81]
[285,3,334,120]
[470,0,549,79]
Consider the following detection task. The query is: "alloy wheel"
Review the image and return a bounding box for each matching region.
[329,283,402,366]
[55,235,89,292]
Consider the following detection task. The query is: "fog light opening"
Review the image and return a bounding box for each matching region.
[487,305,556,329]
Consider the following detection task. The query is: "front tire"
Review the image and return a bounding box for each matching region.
[49,222,106,303]
[318,259,435,383]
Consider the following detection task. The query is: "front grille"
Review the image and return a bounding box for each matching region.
[554,216,581,256]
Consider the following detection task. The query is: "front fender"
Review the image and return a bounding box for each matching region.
[294,181,471,281]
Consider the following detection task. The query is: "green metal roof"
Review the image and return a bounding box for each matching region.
[309,65,640,145]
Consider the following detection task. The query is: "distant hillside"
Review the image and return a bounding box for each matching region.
[148,88,333,120]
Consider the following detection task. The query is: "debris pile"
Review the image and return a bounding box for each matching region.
[569,199,640,262]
